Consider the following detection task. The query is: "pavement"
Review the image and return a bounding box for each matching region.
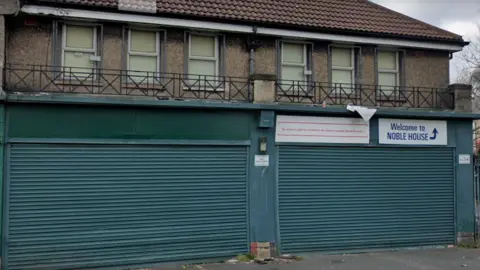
[149,248,480,270]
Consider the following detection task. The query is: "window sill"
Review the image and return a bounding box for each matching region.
[54,80,102,87]
[376,96,407,102]
[122,83,167,90]
[277,92,314,98]
[276,88,315,97]
[324,93,360,99]
[183,86,225,92]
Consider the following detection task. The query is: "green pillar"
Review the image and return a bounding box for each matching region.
[455,119,476,245]
[0,103,5,251]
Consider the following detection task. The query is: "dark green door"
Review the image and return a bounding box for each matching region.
[278,146,455,253]
[6,144,249,270]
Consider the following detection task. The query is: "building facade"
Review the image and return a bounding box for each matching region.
[0,1,478,270]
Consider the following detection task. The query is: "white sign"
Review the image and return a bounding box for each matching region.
[255,155,269,167]
[378,118,447,145]
[275,115,369,144]
[459,154,471,164]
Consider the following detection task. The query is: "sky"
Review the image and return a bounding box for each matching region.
[370,0,480,82]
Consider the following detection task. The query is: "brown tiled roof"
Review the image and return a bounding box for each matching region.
[36,0,463,42]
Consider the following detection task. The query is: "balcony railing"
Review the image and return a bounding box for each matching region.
[276,80,455,110]
[3,64,459,110]
[3,64,252,102]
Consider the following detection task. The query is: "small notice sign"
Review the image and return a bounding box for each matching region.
[255,155,269,167]
[459,154,471,164]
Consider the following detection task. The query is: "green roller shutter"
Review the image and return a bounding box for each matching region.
[278,146,455,253]
[6,144,249,270]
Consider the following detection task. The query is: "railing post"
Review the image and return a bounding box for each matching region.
[251,74,276,103]
[449,83,473,112]
[412,86,417,108]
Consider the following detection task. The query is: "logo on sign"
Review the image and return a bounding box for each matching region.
[379,119,447,145]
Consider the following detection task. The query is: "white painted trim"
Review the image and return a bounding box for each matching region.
[61,23,97,79]
[188,34,219,77]
[128,29,159,56]
[126,28,160,83]
[23,5,252,33]
[22,5,464,52]
[377,51,400,88]
[280,42,307,82]
[331,47,355,86]
[258,28,463,52]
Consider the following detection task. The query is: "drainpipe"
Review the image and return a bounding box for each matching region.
[249,25,258,77]
[248,25,259,101]
[14,0,21,16]
[249,48,255,77]
[248,47,256,101]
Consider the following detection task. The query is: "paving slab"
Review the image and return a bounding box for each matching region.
[148,248,480,270]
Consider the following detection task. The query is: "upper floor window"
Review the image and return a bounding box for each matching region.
[331,47,355,87]
[188,34,219,83]
[127,29,161,83]
[62,24,98,78]
[281,42,307,83]
[377,50,403,95]
[278,41,312,94]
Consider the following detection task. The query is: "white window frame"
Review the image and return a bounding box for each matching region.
[280,42,307,83]
[126,28,161,83]
[331,46,355,86]
[61,24,97,79]
[188,34,219,78]
[377,50,400,88]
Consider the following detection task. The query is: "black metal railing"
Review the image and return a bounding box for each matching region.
[276,80,455,109]
[3,64,252,101]
[3,64,461,110]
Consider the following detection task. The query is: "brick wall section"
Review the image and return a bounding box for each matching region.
[358,47,449,88]
[313,43,328,82]
[102,24,122,70]
[361,46,376,85]
[6,19,53,92]
[0,0,14,91]
[166,29,184,74]
[6,21,251,78]
[6,20,53,65]
[4,18,452,105]
[255,38,276,75]
[0,16,4,91]
[359,46,376,106]
[226,35,249,78]
[100,24,123,94]
[313,43,328,103]
[405,49,450,88]
[5,22,451,87]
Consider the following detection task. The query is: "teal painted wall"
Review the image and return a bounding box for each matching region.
[1,101,477,258]
[273,114,474,243]
[454,120,475,235]
[248,111,277,243]
[0,104,4,247]
[7,104,253,141]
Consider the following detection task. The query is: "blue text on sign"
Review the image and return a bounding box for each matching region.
[386,132,429,141]
[386,123,436,141]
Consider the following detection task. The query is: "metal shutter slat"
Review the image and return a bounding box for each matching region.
[7,144,249,270]
[278,146,455,253]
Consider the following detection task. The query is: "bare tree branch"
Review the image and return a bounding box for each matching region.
[457,24,480,112]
